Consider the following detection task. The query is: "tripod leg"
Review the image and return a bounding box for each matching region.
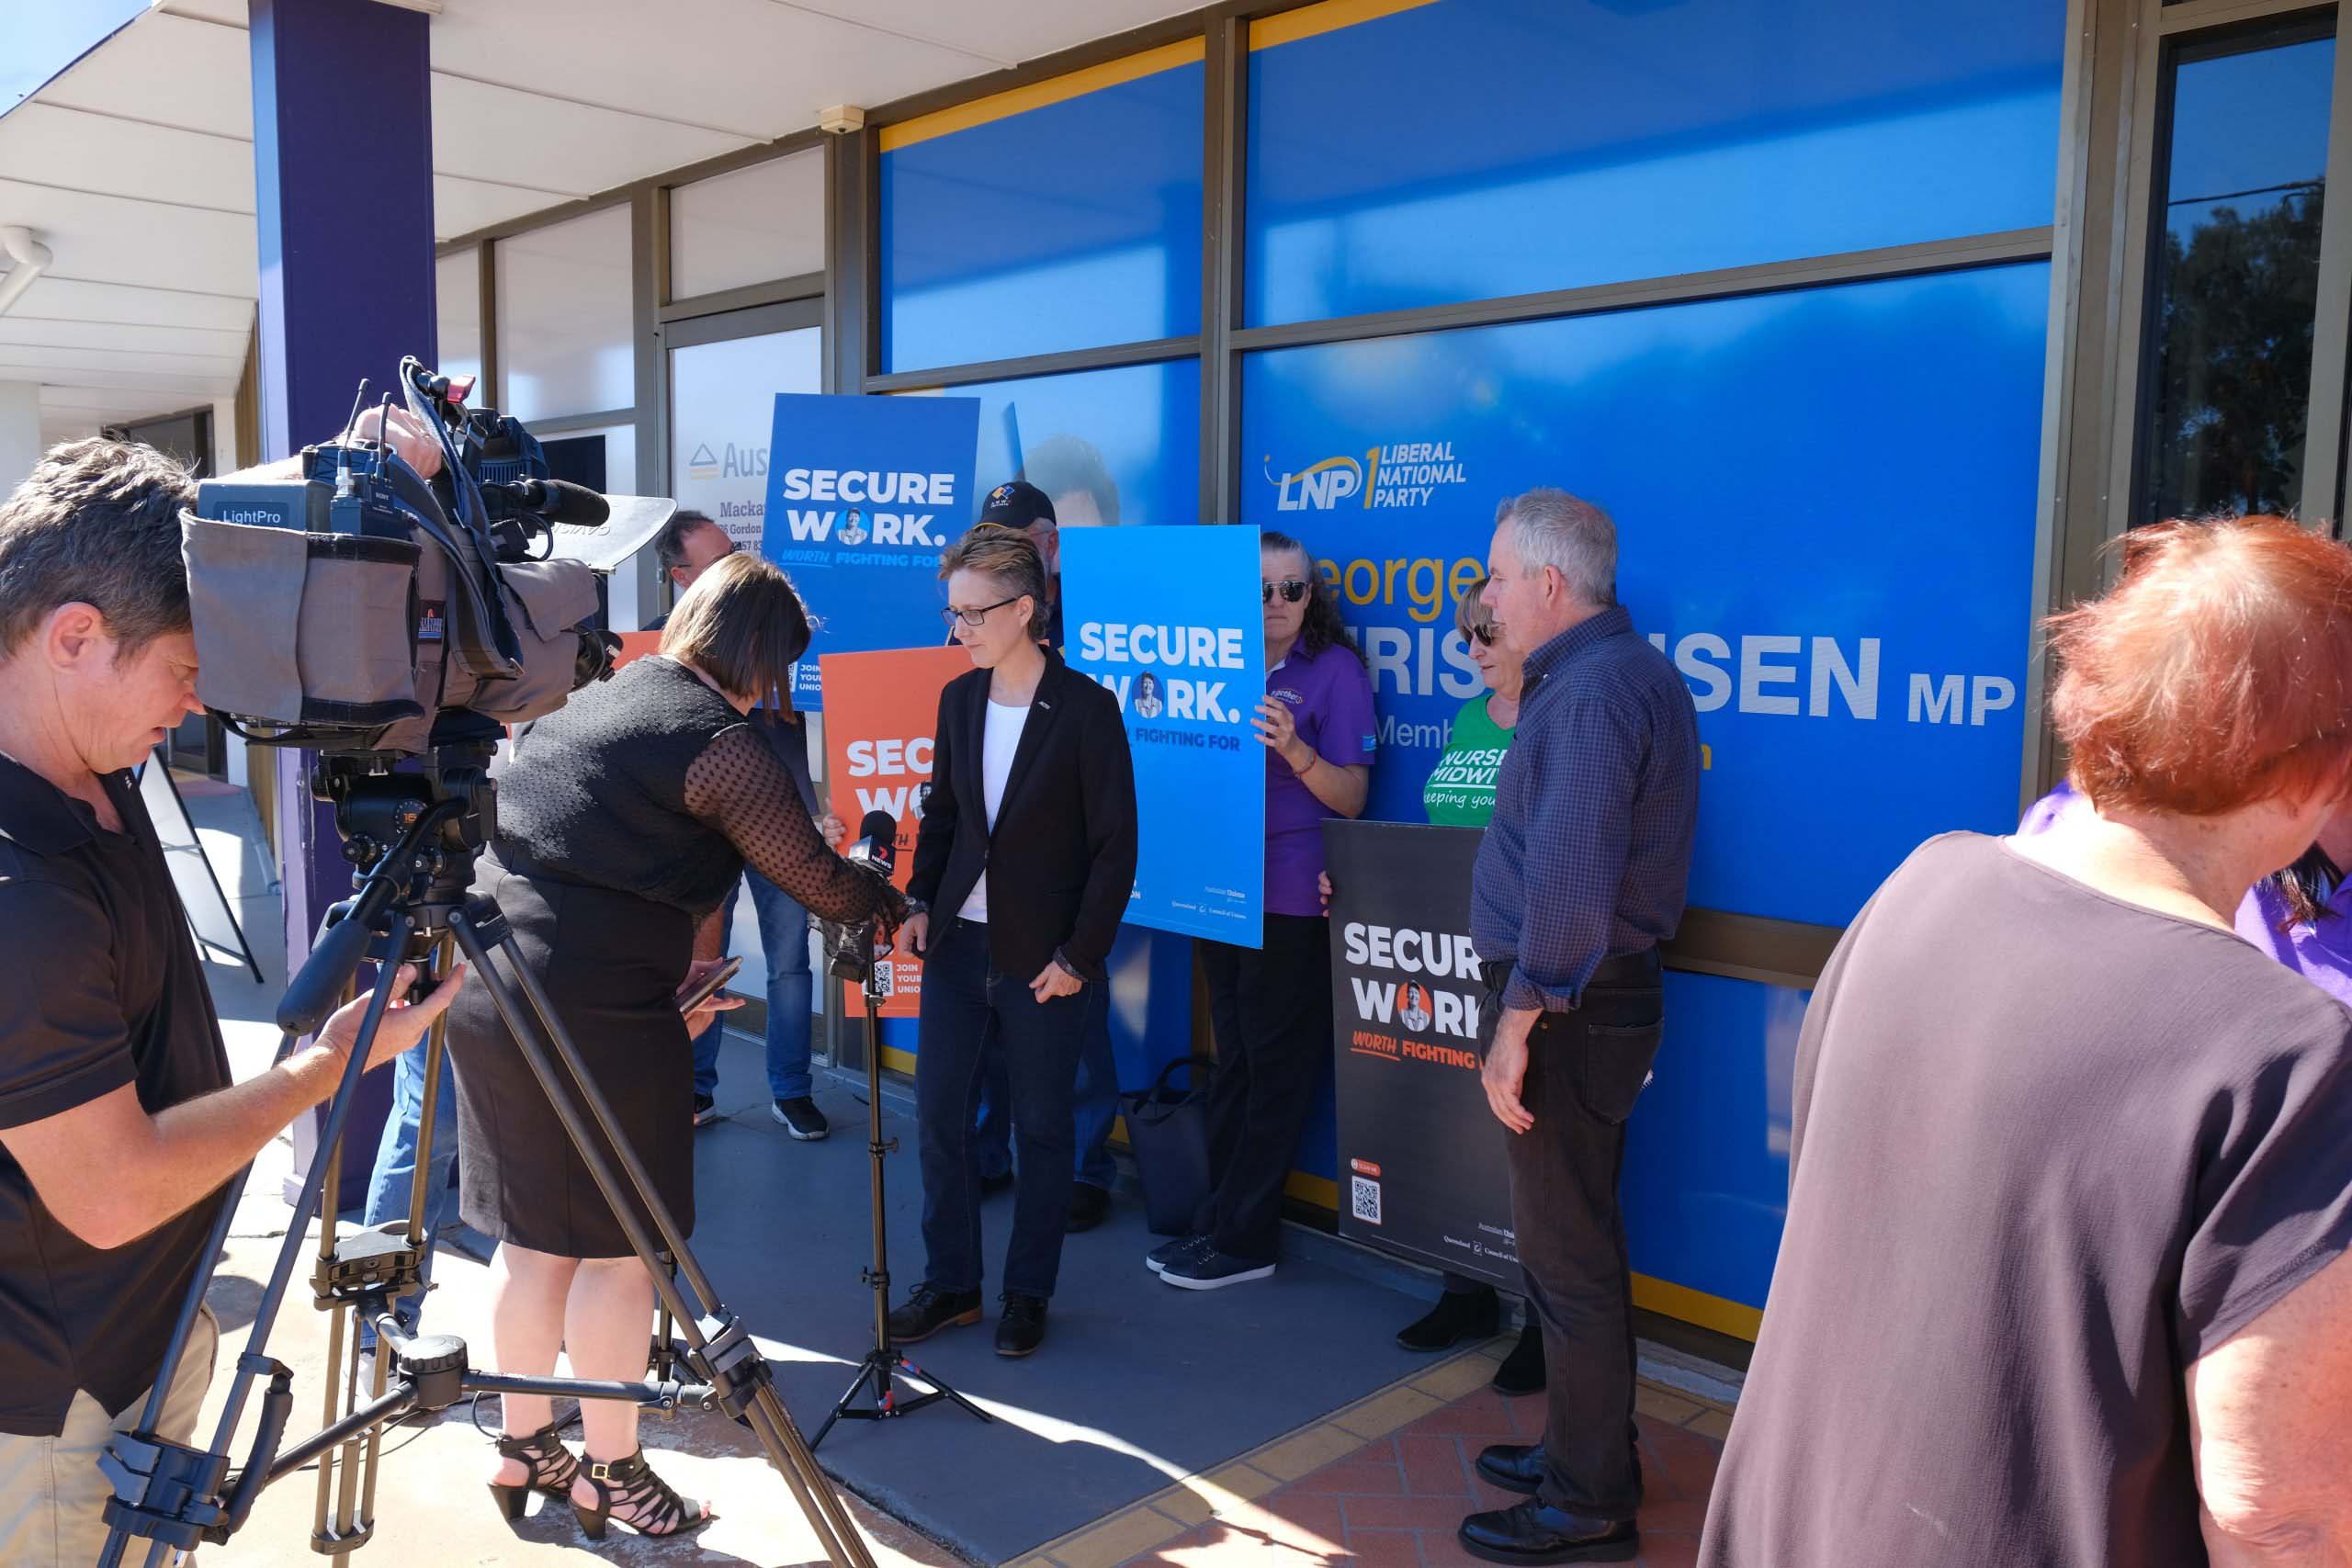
[447,910,875,1568]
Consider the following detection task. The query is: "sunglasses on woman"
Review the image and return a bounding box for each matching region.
[1261,579,1309,604]
[1469,624,1497,648]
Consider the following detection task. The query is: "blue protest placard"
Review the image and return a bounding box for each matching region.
[761,393,979,703]
[1060,525,1266,945]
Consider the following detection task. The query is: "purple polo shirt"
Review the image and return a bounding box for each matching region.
[2020,782,2352,1007]
[1264,639,1376,918]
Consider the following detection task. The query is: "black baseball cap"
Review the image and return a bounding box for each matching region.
[978,479,1056,529]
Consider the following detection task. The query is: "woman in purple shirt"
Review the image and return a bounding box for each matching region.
[1150,530,1376,1291]
[2028,781,2352,1001]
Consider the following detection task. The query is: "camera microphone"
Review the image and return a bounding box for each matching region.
[482,477,610,526]
[844,809,897,882]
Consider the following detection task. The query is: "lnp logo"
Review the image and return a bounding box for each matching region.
[1265,441,1469,512]
[1266,453,1363,512]
[686,443,719,482]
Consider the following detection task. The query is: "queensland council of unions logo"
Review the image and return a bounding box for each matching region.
[1264,441,1469,512]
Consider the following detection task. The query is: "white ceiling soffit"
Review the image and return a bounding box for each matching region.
[0,0,1202,439]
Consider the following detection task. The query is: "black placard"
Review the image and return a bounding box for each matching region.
[1323,818,1517,1287]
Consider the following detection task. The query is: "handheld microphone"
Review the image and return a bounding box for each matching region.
[483,477,611,526]
[844,809,897,882]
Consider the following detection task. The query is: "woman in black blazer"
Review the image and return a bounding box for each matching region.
[885,525,1136,1358]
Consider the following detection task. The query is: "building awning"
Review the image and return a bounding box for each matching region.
[0,0,1192,450]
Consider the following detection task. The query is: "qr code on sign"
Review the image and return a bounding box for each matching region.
[1351,1175,1382,1225]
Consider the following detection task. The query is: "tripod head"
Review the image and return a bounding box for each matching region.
[276,712,503,1036]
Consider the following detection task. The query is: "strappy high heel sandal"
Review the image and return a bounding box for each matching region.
[488,1421,580,1522]
[570,1449,712,1540]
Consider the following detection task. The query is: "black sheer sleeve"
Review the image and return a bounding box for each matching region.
[684,726,903,929]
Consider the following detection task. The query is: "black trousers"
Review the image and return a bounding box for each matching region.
[1504,953,1664,1522]
[1194,914,1332,1263]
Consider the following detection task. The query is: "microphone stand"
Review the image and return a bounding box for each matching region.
[809,910,990,1450]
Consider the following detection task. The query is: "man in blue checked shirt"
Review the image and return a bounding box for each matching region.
[1456,488,1699,1567]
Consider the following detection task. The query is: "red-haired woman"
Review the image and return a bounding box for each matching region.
[1699,517,2352,1567]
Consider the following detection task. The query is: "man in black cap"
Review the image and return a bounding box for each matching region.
[975,479,1064,646]
[963,478,1124,1232]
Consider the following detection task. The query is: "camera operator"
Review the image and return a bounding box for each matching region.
[0,439,463,1568]
[442,550,902,1538]
[886,525,1136,1358]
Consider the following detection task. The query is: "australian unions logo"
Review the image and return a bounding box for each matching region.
[1265,440,1469,512]
[686,440,765,485]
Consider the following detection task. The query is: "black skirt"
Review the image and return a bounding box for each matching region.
[446,855,697,1258]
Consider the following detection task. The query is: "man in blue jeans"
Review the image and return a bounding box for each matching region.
[691,862,827,1138]
[357,1037,459,1356]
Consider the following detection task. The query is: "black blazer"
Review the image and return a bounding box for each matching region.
[907,647,1137,983]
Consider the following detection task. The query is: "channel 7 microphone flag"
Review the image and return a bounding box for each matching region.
[818,645,972,1017]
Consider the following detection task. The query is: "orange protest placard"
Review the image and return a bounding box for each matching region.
[817,645,974,1017]
[611,630,662,671]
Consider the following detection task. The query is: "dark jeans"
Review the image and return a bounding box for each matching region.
[974,984,1119,1190]
[1195,913,1332,1263]
[915,918,1092,1298]
[1505,956,1665,1522]
[690,872,819,1100]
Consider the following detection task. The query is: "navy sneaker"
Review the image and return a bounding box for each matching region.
[1145,1235,1210,1275]
[1159,1247,1275,1291]
[692,1093,720,1128]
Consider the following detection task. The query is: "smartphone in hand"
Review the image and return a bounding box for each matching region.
[676,955,743,1016]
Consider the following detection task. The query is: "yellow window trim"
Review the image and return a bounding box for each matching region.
[1250,0,1443,51]
[879,38,1206,152]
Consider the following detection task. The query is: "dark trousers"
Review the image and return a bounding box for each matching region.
[1505,957,1664,1522]
[973,985,1120,1190]
[1195,914,1332,1263]
[914,918,1091,1299]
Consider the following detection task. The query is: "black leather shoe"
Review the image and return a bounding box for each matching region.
[1458,1501,1637,1564]
[1476,1442,1545,1496]
[1492,1320,1545,1396]
[995,1292,1047,1357]
[885,1283,982,1345]
[1396,1287,1502,1352]
[1065,1184,1111,1234]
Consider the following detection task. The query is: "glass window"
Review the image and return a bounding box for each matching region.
[1246,0,2066,325]
[670,150,826,301]
[1241,263,2053,928]
[2139,22,2336,524]
[905,359,1202,535]
[878,53,1204,371]
[435,249,481,386]
[495,204,634,422]
[669,328,824,548]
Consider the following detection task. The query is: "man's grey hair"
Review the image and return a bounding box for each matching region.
[1497,488,1615,607]
[0,438,196,659]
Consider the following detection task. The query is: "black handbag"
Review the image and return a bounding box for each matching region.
[1121,1054,1216,1236]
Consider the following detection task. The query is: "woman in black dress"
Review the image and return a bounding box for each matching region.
[446,551,901,1538]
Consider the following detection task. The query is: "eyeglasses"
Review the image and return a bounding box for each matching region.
[1261,579,1309,604]
[1469,624,1497,648]
[941,595,1021,628]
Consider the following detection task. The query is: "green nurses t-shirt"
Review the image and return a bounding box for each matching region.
[1421,695,1513,827]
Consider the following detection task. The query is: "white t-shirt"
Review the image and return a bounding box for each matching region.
[956,696,1030,923]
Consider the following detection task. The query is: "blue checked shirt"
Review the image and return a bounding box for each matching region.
[1471,605,1700,1011]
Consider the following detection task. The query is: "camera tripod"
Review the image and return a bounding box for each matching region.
[810,919,989,1449]
[95,737,876,1568]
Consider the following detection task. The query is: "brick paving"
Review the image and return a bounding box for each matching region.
[1080,1355,1728,1568]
